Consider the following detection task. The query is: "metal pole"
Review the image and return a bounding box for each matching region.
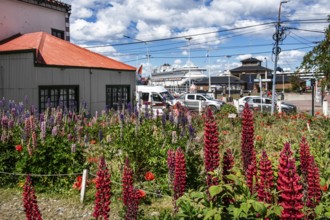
[207,49,211,92]
[311,78,315,116]
[271,1,287,115]
[186,37,192,88]
[226,55,231,99]
[265,57,268,91]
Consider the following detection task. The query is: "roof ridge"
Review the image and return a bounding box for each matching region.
[36,32,46,64]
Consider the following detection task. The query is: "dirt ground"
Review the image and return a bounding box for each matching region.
[0,188,121,220]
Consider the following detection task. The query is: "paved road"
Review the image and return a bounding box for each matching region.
[283,93,329,113]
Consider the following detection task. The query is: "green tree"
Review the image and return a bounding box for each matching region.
[299,15,330,96]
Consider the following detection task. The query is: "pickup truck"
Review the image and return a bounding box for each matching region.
[173,93,226,112]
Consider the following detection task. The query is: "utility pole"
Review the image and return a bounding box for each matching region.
[207,49,211,92]
[226,55,231,100]
[271,1,287,115]
[185,37,192,88]
[124,35,151,83]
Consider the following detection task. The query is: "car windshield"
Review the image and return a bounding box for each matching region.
[160,91,174,100]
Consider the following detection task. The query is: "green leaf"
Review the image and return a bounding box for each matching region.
[315,204,323,215]
[204,209,217,220]
[209,185,222,198]
[241,202,251,214]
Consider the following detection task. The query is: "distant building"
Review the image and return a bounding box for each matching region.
[230,58,272,91]
[0,32,136,112]
[0,0,71,41]
[194,76,246,97]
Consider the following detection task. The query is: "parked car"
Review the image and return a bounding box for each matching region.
[173,93,225,112]
[238,96,259,112]
[244,97,297,114]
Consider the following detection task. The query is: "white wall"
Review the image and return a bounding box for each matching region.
[0,52,136,113]
[0,0,67,40]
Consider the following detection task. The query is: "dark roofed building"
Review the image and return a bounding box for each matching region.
[230,57,272,91]
[194,76,245,96]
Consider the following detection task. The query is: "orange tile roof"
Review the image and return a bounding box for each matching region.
[0,32,136,71]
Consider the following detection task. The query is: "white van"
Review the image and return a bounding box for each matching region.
[136,85,174,109]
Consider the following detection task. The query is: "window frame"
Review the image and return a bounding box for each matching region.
[105,85,131,110]
[51,28,65,40]
[38,85,79,112]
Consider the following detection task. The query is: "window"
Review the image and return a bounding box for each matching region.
[106,85,130,110]
[187,95,195,100]
[39,85,79,112]
[196,95,205,101]
[152,93,163,102]
[51,29,64,40]
[141,93,149,102]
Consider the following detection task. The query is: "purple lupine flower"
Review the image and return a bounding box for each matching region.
[144,104,149,118]
[67,133,73,141]
[169,113,174,124]
[51,126,58,137]
[1,115,8,129]
[162,112,166,128]
[39,113,44,123]
[127,102,132,116]
[8,120,14,129]
[188,124,195,139]
[11,108,17,117]
[71,144,76,153]
[40,121,46,141]
[24,118,31,139]
[120,113,124,123]
[134,106,139,118]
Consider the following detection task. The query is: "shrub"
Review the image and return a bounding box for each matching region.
[219,104,237,115]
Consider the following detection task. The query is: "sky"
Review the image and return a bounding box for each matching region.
[61,0,329,77]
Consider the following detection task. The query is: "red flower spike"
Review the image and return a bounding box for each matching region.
[306,156,321,209]
[174,148,186,201]
[241,103,255,173]
[93,156,111,220]
[278,159,304,220]
[299,137,310,179]
[246,150,257,194]
[145,171,155,181]
[257,151,274,204]
[204,108,220,190]
[122,158,134,207]
[125,188,140,220]
[222,148,234,184]
[277,142,293,193]
[22,175,43,220]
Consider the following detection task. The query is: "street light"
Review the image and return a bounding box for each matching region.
[271,1,287,115]
[185,37,192,88]
[124,35,151,83]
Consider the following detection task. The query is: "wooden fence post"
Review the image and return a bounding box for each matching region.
[80,169,88,203]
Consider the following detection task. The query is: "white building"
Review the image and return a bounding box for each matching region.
[0,32,136,113]
[0,0,71,41]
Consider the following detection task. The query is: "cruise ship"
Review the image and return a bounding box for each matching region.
[151,62,207,86]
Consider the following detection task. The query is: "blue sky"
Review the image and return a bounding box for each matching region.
[61,0,329,77]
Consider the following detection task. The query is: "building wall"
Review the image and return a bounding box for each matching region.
[0,52,136,113]
[0,0,69,41]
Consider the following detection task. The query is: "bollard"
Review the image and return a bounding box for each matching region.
[323,100,328,116]
[80,169,88,203]
[233,99,239,112]
[277,101,282,113]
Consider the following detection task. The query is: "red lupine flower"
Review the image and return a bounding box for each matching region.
[22,175,43,220]
[320,184,328,192]
[204,108,220,190]
[93,156,111,220]
[73,175,82,190]
[246,150,257,194]
[122,158,134,207]
[278,159,304,220]
[145,171,155,181]
[241,103,255,173]
[222,148,234,184]
[137,189,146,199]
[299,137,310,178]
[173,148,186,201]
[306,156,321,209]
[277,142,293,193]
[167,149,176,187]
[15,145,23,152]
[257,151,274,204]
[125,188,140,220]
[173,148,186,213]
